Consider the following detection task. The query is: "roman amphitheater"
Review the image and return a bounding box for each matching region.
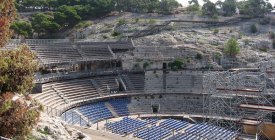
[6,36,275,140]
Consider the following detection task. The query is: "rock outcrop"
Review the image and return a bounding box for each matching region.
[32,113,91,140]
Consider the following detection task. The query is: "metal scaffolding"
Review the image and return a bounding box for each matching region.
[202,66,275,140]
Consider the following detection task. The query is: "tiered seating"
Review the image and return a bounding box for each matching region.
[31,83,67,109]
[61,109,88,126]
[78,102,113,123]
[32,44,83,64]
[94,76,119,94]
[134,125,171,140]
[105,117,147,135]
[159,119,189,131]
[109,98,130,116]
[166,133,199,140]
[52,79,100,102]
[79,45,113,60]
[144,118,159,125]
[127,74,145,92]
[185,123,237,140]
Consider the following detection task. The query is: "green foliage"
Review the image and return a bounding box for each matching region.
[0,93,41,139]
[259,47,268,52]
[0,45,38,94]
[168,59,185,70]
[143,62,150,69]
[31,13,60,36]
[237,0,273,17]
[158,0,180,14]
[117,18,127,26]
[148,19,156,24]
[224,38,240,57]
[133,63,141,69]
[244,39,250,45]
[54,5,81,26]
[187,0,200,12]
[213,29,219,34]
[202,0,218,17]
[250,24,258,33]
[270,32,275,39]
[135,18,139,23]
[111,31,121,37]
[10,20,33,38]
[196,53,203,60]
[214,52,222,59]
[221,0,237,16]
[38,127,50,135]
[75,21,93,29]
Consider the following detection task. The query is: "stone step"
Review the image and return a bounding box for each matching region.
[105,102,119,118]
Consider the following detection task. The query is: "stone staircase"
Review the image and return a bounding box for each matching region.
[105,102,119,118]
[90,79,105,96]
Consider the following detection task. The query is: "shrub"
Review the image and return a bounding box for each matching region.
[212,14,218,19]
[270,32,275,39]
[224,38,240,57]
[75,21,92,29]
[143,62,149,69]
[213,29,219,34]
[103,35,108,39]
[259,47,268,52]
[148,19,156,24]
[133,63,140,69]
[0,93,41,139]
[117,18,127,26]
[168,59,185,70]
[196,53,203,60]
[250,24,258,33]
[135,18,139,23]
[111,31,121,37]
[244,39,250,45]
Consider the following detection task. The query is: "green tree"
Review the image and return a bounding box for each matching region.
[221,0,237,16]
[0,45,38,94]
[202,0,218,17]
[187,0,200,12]
[237,0,273,17]
[224,38,240,57]
[31,13,60,36]
[54,5,81,26]
[159,0,180,14]
[10,20,33,38]
[250,24,258,33]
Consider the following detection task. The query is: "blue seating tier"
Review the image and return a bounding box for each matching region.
[134,125,171,140]
[159,119,189,131]
[79,101,113,123]
[105,117,147,135]
[109,98,130,116]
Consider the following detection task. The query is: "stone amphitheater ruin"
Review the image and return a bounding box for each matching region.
[5,17,275,140]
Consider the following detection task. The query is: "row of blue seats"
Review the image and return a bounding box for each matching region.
[160,119,189,131]
[166,132,200,140]
[134,125,171,140]
[186,123,237,140]
[106,117,147,135]
[78,102,113,123]
[109,98,130,116]
[144,118,159,125]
